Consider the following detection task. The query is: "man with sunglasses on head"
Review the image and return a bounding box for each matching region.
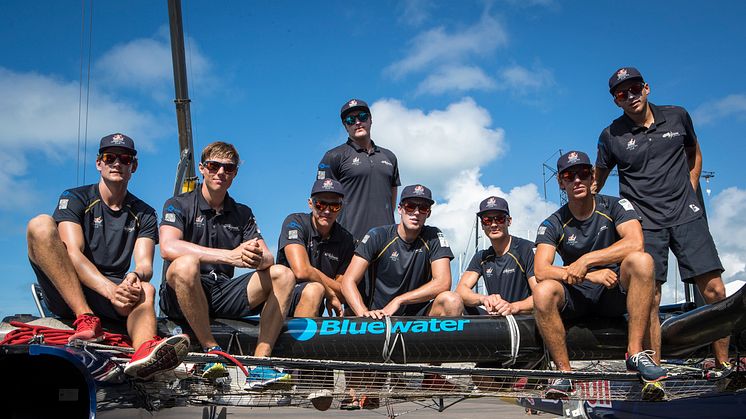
[534,151,666,399]
[27,133,190,379]
[317,99,400,242]
[277,178,355,317]
[341,184,462,319]
[596,67,730,376]
[159,141,295,390]
[456,196,537,316]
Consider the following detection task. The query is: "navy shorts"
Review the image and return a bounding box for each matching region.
[159,271,263,319]
[560,280,627,320]
[644,215,724,283]
[464,306,489,315]
[31,259,126,322]
[288,282,324,317]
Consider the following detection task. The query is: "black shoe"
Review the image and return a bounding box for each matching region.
[544,377,573,399]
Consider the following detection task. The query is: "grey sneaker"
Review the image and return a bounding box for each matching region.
[626,350,667,382]
[544,377,573,399]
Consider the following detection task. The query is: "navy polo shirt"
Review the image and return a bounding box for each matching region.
[53,184,158,278]
[535,194,640,294]
[160,187,262,278]
[597,103,702,229]
[354,224,454,314]
[465,235,535,303]
[276,212,355,279]
[317,139,401,241]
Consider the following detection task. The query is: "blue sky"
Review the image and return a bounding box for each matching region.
[2,0,746,317]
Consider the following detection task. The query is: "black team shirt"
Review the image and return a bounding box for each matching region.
[465,235,535,303]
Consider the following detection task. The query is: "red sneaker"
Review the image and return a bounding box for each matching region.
[68,313,103,343]
[422,373,458,392]
[123,334,190,380]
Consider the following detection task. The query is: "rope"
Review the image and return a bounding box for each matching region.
[0,321,132,352]
[207,349,249,377]
[502,314,520,367]
[381,316,407,364]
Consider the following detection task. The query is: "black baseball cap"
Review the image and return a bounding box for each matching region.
[311,178,345,197]
[608,67,644,94]
[557,150,592,174]
[340,98,370,119]
[99,133,137,155]
[477,196,509,216]
[400,184,434,205]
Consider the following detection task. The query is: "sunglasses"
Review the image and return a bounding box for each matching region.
[559,167,592,182]
[313,199,342,213]
[99,153,135,166]
[613,83,645,101]
[401,201,432,214]
[481,214,508,226]
[343,111,370,126]
[202,160,238,174]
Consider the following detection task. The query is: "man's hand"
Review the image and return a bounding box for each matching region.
[241,239,263,269]
[585,269,618,288]
[482,294,517,316]
[566,257,589,285]
[362,298,401,319]
[109,273,143,315]
[324,288,344,317]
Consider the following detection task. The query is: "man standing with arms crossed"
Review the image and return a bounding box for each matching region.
[27,133,189,379]
[595,67,730,375]
[159,141,295,389]
[318,99,400,242]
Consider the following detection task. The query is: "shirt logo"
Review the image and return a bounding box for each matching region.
[317,170,326,180]
[352,157,361,166]
[689,204,701,213]
[166,204,182,215]
[223,224,240,232]
[485,267,494,277]
[662,131,681,139]
[616,68,630,81]
[437,232,449,247]
[195,215,205,228]
[381,160,393,166]
[626,138,637,150]
[324,252,339,262]
[288,221,301,229]
[361,234,370,244]
[537,226,547,236]
[567,234,577,245]
[567,152,579,164]
[164,213,176,223]
[618,198,634,211]
[288,229,299,240]
[390,251,400,261]
[93,216,103,228]
[124,222,136,232]
[58,199,69,210]
[503,268,516,274]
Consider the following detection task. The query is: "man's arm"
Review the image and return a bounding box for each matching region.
[507,275,538,314]
[284,243,342,294]
[381,257,452,315]
[159,224,247,267]
[391,186,398,214]
[340,255,370,316]
[130,237,155,281]
[685,141,703,192]
[455,270,484,307]
[593,166,612,194]
[534,243,569,283]
[565,219,643,282]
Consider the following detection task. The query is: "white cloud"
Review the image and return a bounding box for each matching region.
[385,13,508,78]
[371,98,505,192]
[497,63,556,94]
[692,94,746,125]
[397,0,433,27]
[708,187,746,281]
[416,65,496,95]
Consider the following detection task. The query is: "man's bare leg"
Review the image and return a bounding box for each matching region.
[695,271,730,365]
[27,215,92,316]
[248,265,294,357]
[620,251,655,356]
[533,280,570,371]
[293,282,325,318]
[428,291,464,316]
[125,281,158,349]
[166,254,218,349]
[645,284,663,363]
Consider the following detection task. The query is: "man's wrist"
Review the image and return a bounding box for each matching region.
[127,271,142,280]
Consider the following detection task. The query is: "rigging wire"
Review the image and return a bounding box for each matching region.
[76,0,86,185]
[82,0,95,185]
[184,0,197,145]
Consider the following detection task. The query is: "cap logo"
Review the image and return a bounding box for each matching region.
[567,152,579,164]
[616,68,630,81]
[110,134,125,145]
[414,185,425,195]
[322,179,334,190]
[348,100,358,107]
[486,197,497,208]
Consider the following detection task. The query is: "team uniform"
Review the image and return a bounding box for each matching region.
[32,184,159,320]
[464,236,535,315]
[354,225,454,316]
[317,139,400,241]
[535,194,640,319]
[597,103,723,282]
[277,212,355,316]
[159,188,263,319]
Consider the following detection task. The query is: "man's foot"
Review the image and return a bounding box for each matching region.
[202,362,229,379]
[244,366,291,390]
[626,351,667,382]
[68,313,103,343]
[641,381,666,401]
[544,377,573,400]
[123,334,190,380]
[706,361,734,381]
[422,373,458,391]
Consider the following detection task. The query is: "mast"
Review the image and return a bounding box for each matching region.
[167,0,197,195]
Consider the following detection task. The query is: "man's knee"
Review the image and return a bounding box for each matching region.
[532,281,563,313]
[621,251,654,278]
[141,281,156,300]
[27,215,58,242]
[696,272,726,302]
[167,255,201,286]
[433,291,464,313]
[269,264,295,291]
[302,282,325,303]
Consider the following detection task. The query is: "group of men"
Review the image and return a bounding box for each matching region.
[28,67,730,397]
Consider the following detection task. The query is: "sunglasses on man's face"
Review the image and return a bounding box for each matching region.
[313,199,342,213]
[481,214,508,226]
[559,167,593,182]
[400,201,432,214]
[99,153,135,166]
[613,83,645,101]
[343,111,370,126]
[202,160,238,174]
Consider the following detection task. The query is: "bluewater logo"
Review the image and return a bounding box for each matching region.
[286,318,471,341]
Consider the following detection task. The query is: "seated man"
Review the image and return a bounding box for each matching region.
[27,133,189,379]
[159,141,295,389]
[456,196,537,316]
[341,184,462,318]
[533,151,666,398]
[277,178,354,317]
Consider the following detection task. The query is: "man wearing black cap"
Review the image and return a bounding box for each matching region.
[456,196,537,316]
[596,67,730,373]
[159,141,295,389]
[341,184,462,318]
[317,99,401,242]
[26,133,189,379]
[277,178,355,317]
[534,151,665,398]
